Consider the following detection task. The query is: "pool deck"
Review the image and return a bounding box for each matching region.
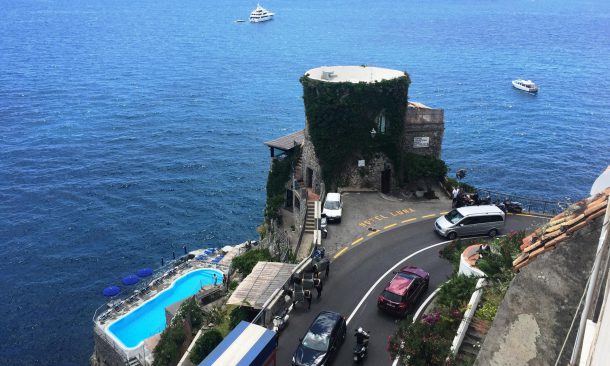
[95,260,228,331]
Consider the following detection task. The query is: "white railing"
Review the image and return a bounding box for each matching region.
[450,277,487,355]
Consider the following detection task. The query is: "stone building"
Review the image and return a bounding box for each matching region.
[264,65,444,237]
[266,65,444,195]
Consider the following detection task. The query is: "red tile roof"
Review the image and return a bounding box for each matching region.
[513,187,610,271]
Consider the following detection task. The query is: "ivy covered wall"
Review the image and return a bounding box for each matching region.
[300,72,410,189]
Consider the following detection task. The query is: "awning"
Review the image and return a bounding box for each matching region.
[199,321,277,366]
[263,129,304,152]
[227,261,298,309]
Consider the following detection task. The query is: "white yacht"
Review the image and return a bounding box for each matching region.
[249,4,274,23]
[512,79,538,93]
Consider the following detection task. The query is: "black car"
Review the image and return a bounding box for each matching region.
[292,310,347,366]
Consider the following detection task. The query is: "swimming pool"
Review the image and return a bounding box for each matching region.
[108,268,223,349]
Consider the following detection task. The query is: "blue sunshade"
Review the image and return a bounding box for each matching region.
[122,275,139,286]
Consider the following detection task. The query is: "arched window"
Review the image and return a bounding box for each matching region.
[376,111,387,134]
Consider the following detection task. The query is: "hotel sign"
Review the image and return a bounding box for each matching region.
[413,136,430,148]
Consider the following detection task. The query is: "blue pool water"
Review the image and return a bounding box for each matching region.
[108,269,223,348]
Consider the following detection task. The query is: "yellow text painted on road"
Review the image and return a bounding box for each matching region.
[389,208,415,217]
[367,230,380,237]
[402,218,417,224]
[358,207,415,227]
[351,237,364,246]
[334,247,348,259]
[421,214,436,219]
[384,223,397,230]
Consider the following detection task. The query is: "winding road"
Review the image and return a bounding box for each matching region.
[276,214,548,365]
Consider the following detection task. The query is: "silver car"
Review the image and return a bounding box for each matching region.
[435,205,505,240]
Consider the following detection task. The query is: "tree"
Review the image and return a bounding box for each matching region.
[189,329,223,364]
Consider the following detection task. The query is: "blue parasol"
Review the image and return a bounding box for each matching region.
[103,286,121,297]
[122,274,139,286]
[136,268,153,278]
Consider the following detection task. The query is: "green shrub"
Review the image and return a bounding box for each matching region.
[388,310,460,366]
[402,153,448,182]
[189,329,223,364]
[180,298,204,330]
[229,280,239,291]
[444,177,476,193]
[475,300,498,322]
[229,306,250,329]
[436,274,478,310]
[231,248,275,277]
[152,322,186,366]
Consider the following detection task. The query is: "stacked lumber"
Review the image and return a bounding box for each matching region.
[513,188,610,271]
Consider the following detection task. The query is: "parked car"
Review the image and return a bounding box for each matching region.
[434,205,505,240]
[292,310,347,366]
[377,266,430,317]
[322,193,342,223]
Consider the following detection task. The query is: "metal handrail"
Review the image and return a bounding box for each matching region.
[474,188,571,216]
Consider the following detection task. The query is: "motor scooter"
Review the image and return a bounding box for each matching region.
[353,328,370,363]
[496,199,523,213]
[272,302,294,334]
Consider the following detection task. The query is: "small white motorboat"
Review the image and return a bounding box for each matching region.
[249,4,274,23]
[512,79,538,93]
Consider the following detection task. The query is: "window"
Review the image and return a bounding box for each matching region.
[445,209,464,224]
[459,217,474,225]
[382,290,402,303]
[376,111,387,134]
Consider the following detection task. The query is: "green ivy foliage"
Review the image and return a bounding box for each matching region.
[300,73,410,189]
[189,329,223,364]
[231,248,275,277]
[264,148,300,223]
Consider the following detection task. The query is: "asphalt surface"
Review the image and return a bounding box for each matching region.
[277,214,548,365]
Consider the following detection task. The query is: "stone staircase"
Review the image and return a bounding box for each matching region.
[456,318,490,363]
[304,200,316,233]
[125,357,143,366]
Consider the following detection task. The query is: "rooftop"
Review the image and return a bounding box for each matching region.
[227,261,298,309]
[263,129,304,152]
[304,65,405,83]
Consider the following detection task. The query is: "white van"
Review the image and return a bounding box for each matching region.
[435,205,505,240]
[323,193,342,223]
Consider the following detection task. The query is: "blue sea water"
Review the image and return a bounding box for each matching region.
[0,0,609,364]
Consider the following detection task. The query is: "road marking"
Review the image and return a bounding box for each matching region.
[401,218,417,224]
[351,237,364,246]
[367,230,380,237]
[440,211,448,215]
[384,223,397,230]
[413,288,442,321]
[334,247,348,259]
[421,214,436,219]
[346,240,451,325]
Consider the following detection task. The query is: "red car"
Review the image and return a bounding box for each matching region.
[377,266,430,316]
